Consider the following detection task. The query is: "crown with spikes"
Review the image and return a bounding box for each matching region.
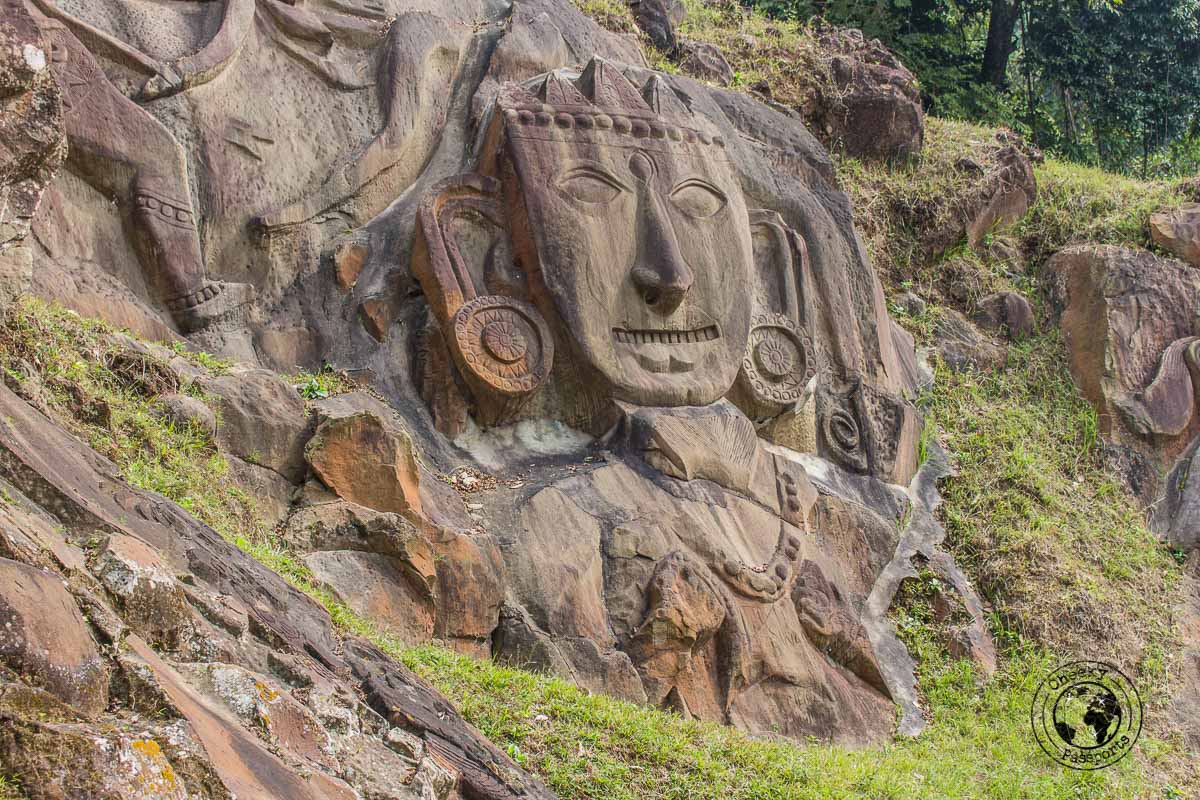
[496,57,728,152]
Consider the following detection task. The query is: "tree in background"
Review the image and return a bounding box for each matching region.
[746,0,1200,175]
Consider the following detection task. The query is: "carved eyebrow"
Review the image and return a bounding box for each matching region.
[557,163,632,193]
[670,178,727,198]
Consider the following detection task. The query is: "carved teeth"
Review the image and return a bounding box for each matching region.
[613,326,719,345]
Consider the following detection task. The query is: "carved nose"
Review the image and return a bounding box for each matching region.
[632,200,694,315]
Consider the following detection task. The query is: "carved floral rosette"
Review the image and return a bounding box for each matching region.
[736,313,815,413]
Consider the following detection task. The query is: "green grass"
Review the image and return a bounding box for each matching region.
[1017,159,1187,268]
[930,333,1181,671]
[292,366,357,401]
[2,298,1193,798]
[0,776,26,800]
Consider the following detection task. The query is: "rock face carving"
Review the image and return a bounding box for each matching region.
[4,0,990,752]
[413,58,916,478]
[405,60,952,742]
[1049,244,1200,551]
[23,0,252,332]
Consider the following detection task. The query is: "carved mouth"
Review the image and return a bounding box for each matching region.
[612,326,720,345]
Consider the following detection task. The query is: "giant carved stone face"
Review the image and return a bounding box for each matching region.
[496,63,754,408]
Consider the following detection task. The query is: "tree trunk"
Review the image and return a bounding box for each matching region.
[980,0,1022,88]
[1059,83,1077,145]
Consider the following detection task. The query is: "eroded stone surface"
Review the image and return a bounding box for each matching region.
[0,0,991,760]
[0,379,554,800]
[0,557,108,716]
[202,368,312,483]
[1150,203,1200,267]
[1049,244,1200,505]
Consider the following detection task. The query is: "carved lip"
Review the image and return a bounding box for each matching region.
[612,325,720,345]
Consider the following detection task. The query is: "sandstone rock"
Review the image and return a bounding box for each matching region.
[807,27,923,160]
[0,557,108,716]
[226,455,297,527]
[3,0,960,756]
[123,635,358,800]
[426,530,506,654]
[1153,439,1200,553]
[1150,203,1200,267]
[629,0,686,52]
[1048,244,1200,461]
[187,662,339,771]
[306,551,436,646]
[0,343,557,800]
[283,499,429,561]
[0,1,66,311]
[307,403,424,518]
[924,147,1037,257]
[333,235,371,290]
[90,535,192,649]
[202,368,312,483]
[964,147,1037,246]
[0,710,190,800]
[934,309,1006,373]
[973,291,1035,340]
[895,290,927,317]
[678,40,734,86]
[0,494,87,574]
[154,392,217,438]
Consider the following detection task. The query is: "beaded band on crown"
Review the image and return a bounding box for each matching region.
[500,105,727,149]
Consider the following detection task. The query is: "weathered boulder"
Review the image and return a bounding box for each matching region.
[964,147,1037,246]
[306,396,424,518]
[154,392,217,437]
[806,27,923,160]
[91,534,193,649]
[0,702,191,800]
[678,39,734,86]
[1150,203,1200,267]
[0,557,108,716]
[1048,245,1200,457]
[926,146,1037,256]
[934,309,1007,373]
[973,290,1036,341]
[201,368,312,483]
[306,550,436,646]
[628,0,686,53]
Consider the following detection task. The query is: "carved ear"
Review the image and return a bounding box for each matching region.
[412,174,554,427]
[731,210,817,420]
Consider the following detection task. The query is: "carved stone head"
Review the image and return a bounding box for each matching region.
[491,60,753,408]
[413,58,816,430]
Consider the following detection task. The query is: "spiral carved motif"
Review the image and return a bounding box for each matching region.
[738,313,814,408]
[452,295,553,397]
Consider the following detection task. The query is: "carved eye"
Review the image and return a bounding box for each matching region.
[558,168,626,204]
[670,180,727,218]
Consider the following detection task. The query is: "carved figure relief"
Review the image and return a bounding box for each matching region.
[24,0,252,332]
[411,57,916,742]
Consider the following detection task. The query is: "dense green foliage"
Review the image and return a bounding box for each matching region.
[749,0,1200,176]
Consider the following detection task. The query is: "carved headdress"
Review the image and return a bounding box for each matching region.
[487,58,729,155]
